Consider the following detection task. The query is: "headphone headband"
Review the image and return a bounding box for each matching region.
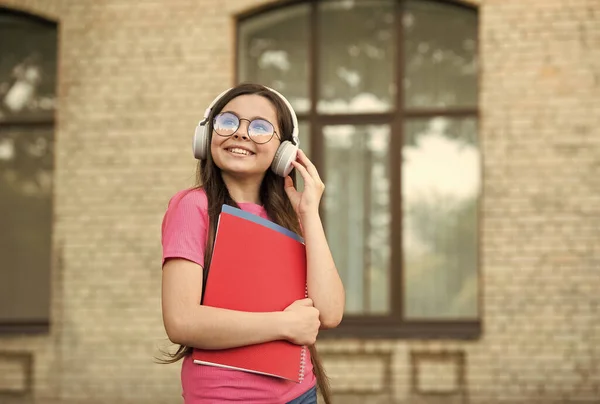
[201,86,299,146]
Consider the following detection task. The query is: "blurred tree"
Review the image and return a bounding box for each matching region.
[404,191,478,318]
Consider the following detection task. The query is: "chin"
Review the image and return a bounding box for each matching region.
[216,161,267,179]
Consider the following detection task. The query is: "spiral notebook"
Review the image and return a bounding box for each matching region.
[192,204,308,383]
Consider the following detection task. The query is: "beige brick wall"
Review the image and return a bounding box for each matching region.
[0,0,598,403]
[474,0,600,402]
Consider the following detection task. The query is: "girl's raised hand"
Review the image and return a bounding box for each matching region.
[284,149,325,218]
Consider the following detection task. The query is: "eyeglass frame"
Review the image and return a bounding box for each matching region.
[212,111,282,145]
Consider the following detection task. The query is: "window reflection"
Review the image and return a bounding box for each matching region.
[0,9,56,327]
[318,0,396,114]
[403,117,479,319]
[238,4,310,113]
[404,0,478,108]
[0,126,54,323]
[324,124,391,314]
[0,12,58,121]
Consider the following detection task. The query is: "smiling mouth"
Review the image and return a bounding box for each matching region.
[226,147,255,156]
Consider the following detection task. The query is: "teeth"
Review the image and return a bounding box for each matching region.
[229,148,252,156]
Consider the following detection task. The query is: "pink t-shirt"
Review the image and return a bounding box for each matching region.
[161,188,316,404]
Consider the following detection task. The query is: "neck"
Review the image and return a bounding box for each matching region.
[221,171,264,204]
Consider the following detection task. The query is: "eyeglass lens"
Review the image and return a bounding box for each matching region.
[214,112,275,144]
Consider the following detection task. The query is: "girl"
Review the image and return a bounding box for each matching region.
[160,83,345,404]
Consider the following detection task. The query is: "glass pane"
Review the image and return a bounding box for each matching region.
[238,4,310,113]
[403,1,478,108]
[402,117,479,319]
[294,120,310,191]
[297,120,310,159]
[318,0,396,114]
[324,125,391,314]
[0,125,53,322]
[0,11,58,121]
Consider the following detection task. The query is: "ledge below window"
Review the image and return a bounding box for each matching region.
[0,321,50,335]
[319,317,481,340]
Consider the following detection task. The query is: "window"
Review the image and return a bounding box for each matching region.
[0,8,58,334]
[237,0,479,338]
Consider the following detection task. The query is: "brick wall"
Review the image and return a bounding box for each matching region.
[475,0,600,402]
[0,0,598,403]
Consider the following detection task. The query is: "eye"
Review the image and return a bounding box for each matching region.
[250,119,273,134]
[215,112,239,128]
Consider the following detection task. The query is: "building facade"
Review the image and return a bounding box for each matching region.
[0,0,598,403]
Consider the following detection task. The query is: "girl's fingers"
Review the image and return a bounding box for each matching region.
[291,160,312,184]
[284,175,295,190]
[284,176,298,200]
[296,149,322,182]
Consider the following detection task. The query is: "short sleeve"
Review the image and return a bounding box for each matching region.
[161,188,208,268]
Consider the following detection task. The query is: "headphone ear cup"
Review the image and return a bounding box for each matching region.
[193,122,210,160]
[271,140,298,177]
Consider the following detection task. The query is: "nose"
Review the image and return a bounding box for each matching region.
[233,120,250,141]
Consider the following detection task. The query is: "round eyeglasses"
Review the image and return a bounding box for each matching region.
[213,112,280,145]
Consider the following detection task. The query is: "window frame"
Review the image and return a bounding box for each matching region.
[235,0,481,339]
[0,6,58,335]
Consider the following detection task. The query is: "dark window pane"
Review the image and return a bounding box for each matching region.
[323,124,391,314]
[402,117,479,319]
[318,0,396,113]
[0,125,53,323]
[403,1,478,109]
[238,4,310,113]
[0,10,58,122]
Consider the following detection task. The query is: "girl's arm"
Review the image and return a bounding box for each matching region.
[301,210,345,329]
[286,149,346,329]
[162,258,320,349]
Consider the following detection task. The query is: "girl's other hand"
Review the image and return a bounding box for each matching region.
[281,298,320,345]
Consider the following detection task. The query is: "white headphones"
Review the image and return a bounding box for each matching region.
[193,87,300,177]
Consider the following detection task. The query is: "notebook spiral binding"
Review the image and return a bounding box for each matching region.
[298,283,309,383]
[298,348,306,382]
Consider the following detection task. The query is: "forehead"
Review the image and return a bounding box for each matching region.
[222,94,278,123]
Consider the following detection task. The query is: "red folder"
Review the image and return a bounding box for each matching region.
[192,204,308,383]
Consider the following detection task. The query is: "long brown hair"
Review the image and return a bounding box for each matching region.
[159,83,332,403]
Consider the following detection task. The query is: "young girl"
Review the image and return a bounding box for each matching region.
[160,83,345,404]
